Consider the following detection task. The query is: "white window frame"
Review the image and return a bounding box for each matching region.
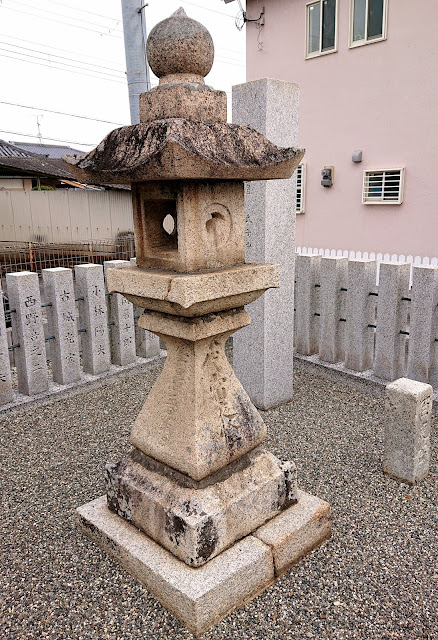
[306,0,338,59]
[362,168,405,205]
[295,164,306,214]
[349,0,388,49]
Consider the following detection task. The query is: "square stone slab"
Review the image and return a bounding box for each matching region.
[105,263,280,317]
[77,490,331,635]
[254,489,332,576]
[77,496,274,636]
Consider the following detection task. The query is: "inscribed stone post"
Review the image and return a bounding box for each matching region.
[384,377,432,484]
[6,271,49,395]
[345,259,377,372]
[130,257,160,358]
[407,265,438,385]
[74,264,110,375]
[0,291,14,404]
[295,254,321,356]
[42,267,81,385]
[319,256,348,364]
[374,262,410,381]
[232,78,299,409]
[104,260,136,366]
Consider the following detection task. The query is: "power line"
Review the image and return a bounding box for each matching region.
[44,0,122,23]
[0,52,126,84]
[180,1,235,18]
[0,129,96,147]
[0,41,126,76]
[0,32,125,68]
[0,101,125,126]
[5,0,123,33]
[0,5,123,38]
[0,47,125,81]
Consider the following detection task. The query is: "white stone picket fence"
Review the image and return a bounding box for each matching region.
[296,247,438,286]
[2,251,438,410]
[0,260,161,409]
[294,251,438,390]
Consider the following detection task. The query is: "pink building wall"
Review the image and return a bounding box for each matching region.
[245,0,438,257]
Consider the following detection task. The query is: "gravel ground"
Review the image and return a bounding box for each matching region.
[1,359,437,640]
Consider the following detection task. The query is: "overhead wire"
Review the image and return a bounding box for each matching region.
[0,101,125,126]
[0,47,125,81]
[0,5,123,38]
[0,129,96,147]
[0,52,126,83]
[44,0,122,23]
[0,33,125,67]
[3,0,123,32]
[0,41,126,76]
[180,1,235,18]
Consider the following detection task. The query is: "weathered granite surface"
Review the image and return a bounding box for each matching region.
[77,488,331,635]
[105,447,297,566]
[130,308,267,480]
[63,120,304,184]
[384,377,432,484]
[77,495,275,637]
[140,83,227,124]
[131,180,246,272]
[233,78,300,409]
[106,263,280,317]
[70,7,326,635]
[147,8,214,83]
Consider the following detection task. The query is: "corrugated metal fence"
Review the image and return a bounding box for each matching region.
[0,189,133,243]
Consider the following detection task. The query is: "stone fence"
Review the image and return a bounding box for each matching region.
[2,254,438,409]
[0,260,160,408]
[294,255,438,388]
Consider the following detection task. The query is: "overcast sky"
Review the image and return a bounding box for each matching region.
[0,0,246,152]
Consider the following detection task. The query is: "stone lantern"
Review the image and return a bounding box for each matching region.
[65,9,331,635]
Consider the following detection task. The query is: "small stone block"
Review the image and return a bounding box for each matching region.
[77,496,274,636]
[384,377,432,484]
[254,490,332,576]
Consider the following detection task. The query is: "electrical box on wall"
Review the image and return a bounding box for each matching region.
[321,166,334,187]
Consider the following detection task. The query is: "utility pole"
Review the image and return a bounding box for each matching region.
[121,1,151,124]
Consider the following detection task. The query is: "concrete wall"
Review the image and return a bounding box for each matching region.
[0,189,133,242]
[245,0,438,257]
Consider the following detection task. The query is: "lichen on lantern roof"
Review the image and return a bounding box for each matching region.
[63,119,305,184]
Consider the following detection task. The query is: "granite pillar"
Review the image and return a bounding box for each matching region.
[232,78,299,409]
[104,260,137,366]
[374,262,410,381]
[345,259,377,372]
[319,256,348,364]
[384,377,432,484]
[407,265,438,386]
[74,264,110,375]
[42,267,81,385]
[6,271,48,396]
[0,289,14,404]
[295,254,321,356]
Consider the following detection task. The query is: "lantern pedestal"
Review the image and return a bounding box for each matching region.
[78,491,331,637]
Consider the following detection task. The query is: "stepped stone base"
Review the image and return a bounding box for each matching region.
[77,491,331,636]
[105,447,297,567]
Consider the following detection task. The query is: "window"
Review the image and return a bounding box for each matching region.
[362,168,404,205]
[295,164,306,214]
[306,0,337,58]
[350,0,387,47]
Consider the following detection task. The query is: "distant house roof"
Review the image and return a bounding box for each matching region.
[10,141,83,159]
[0,140,33,159]
[0,139,75,179]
